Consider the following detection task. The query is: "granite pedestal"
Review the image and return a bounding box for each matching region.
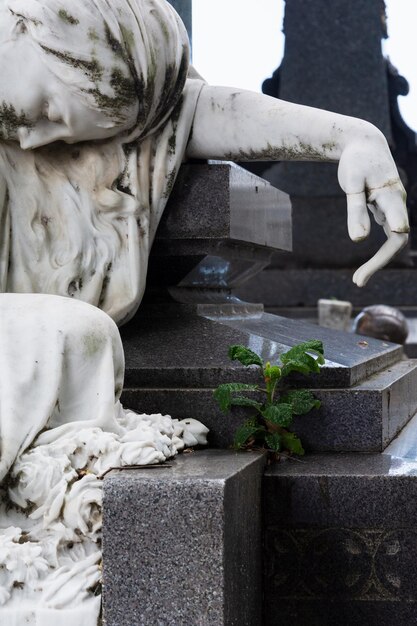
[107,162,417,626]
[103,450,265,626]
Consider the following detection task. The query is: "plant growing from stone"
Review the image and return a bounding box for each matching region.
[214,341,324,457]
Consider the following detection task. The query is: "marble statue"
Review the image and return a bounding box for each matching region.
[0,0,410,623]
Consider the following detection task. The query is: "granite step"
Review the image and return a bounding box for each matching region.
[122,359,417,452]
[262,305,417,360]
[121,305,404,391]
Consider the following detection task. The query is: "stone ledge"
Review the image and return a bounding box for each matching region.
[121,306,403,391]
[156,162,292,251]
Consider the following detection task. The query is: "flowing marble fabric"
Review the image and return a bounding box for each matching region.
[0,294,208,624]
[0,80,202,325]
[0,0,204,325]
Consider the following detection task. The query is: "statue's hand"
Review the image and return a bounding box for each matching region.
[337,133,409,286]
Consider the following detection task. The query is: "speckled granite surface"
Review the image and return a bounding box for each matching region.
[103,450,265,626]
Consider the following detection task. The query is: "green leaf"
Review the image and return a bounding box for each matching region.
[228,345,263,368]
[233,419,263,449]
[279,389,321,415]
[263,363,281,383]
[213,383,259,413]
[262,403,293,427]
[281,431,305,455]
[265,432,282,452]
[281,340,325,363]
[229,396,263,411]
[280,340,325,377]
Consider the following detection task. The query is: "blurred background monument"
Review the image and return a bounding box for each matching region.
[239,0,417,321]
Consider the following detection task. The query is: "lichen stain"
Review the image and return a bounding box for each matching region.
[224,140,330,162]
[168,132,176,155]
[88,28,99,42]
[120,25,135,49]
[40,45,104,83]
[163,168,177,198]
[58,9,79,25]
[82,332,105,357]
[321,140,337,152]
[0,102,34,140]
[104,24,125,59]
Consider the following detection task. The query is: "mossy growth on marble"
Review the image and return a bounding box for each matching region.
[58,9,79,26]
[0,102,34,139]
[214,341,324,459]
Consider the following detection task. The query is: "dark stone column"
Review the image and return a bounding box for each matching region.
[265,0,391,197]
[280,0,390,133]
[259,0,405,268]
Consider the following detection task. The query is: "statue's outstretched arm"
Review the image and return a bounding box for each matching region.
[187,85,409,286]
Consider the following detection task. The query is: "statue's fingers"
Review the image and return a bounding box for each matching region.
[346,191,371,241]
[368,185,409,234]
[353,232,408,287]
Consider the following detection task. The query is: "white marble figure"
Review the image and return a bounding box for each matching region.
[0,0,410,623]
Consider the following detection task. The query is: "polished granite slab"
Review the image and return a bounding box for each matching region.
[121,305,403,390]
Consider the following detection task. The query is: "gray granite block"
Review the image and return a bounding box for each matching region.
[122,359,417,452]
[279,0,391,135]
[102,450,265,626]
[263,453,417,527]
[156,162,291,251]
[149,162,291,289]
[263,452,417,625]
[293,359,417,452]
[121,304,414,453]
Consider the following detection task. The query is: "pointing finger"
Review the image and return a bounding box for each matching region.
[353,231,408,287]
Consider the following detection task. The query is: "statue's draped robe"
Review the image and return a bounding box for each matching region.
[0,78,203,324]
[0,77,203,482]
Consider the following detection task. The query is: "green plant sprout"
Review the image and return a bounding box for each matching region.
[214,341,325,458]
